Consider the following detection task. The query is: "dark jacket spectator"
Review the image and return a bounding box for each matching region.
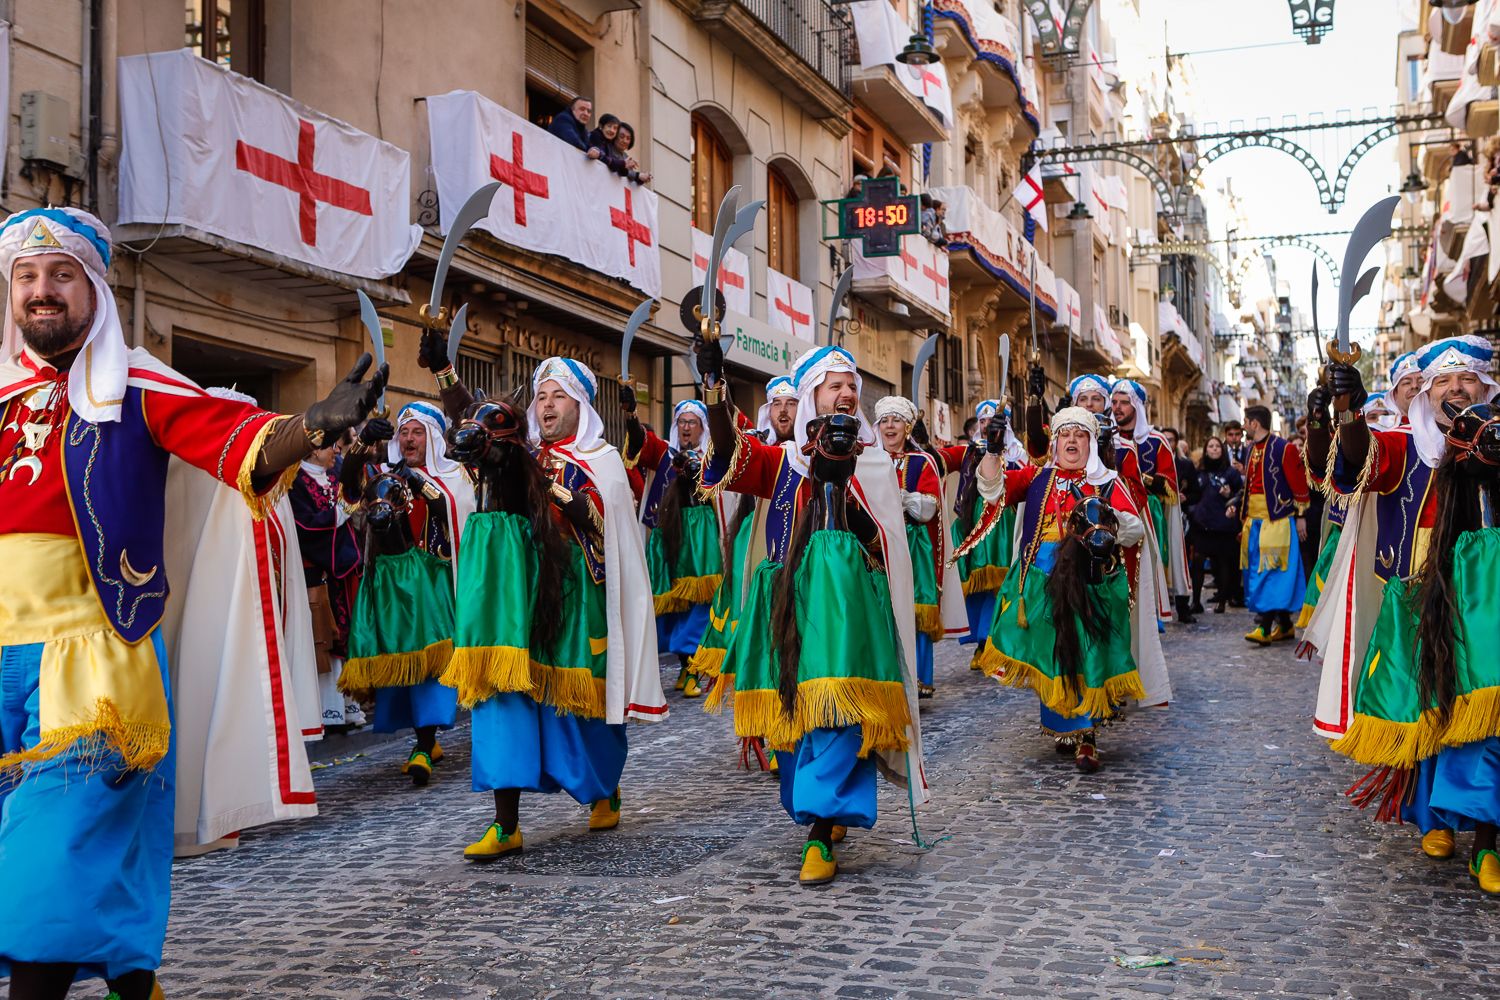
[611,122,652,185]
[548,97,594,152]
[1187,436,1243,611]
[587,114,623,166]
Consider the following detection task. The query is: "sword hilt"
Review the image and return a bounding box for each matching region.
[694,305,721,343]
[1327,341,1361,366]
[419,302,450,330]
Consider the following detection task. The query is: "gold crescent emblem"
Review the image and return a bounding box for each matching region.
[11,455,42,486]
[119,549,158,587]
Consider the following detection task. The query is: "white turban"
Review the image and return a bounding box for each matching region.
[1068,373,1113,408]
[0,207,128,424]
[388,401,461,477]
[873,395,917,427]
[1111,378,1154,444]
[668,398,709,455]
[790,345,874,476]
[974,398,1001,420]
[1050,405,1115,486]
[756,375,797,435]
[1407,335,1499,468]
[528,356,605,451]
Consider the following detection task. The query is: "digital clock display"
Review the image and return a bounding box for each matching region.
[851,203,911,229]
[829,176,922,257]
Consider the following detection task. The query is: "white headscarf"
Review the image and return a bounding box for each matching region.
[0,208,129,423]
[527,356,605,451]
[1049,405,1116,487]
[1361,391,1398,431]
[873,395,918,427]
[1111,378,1154,444]
[1406,335,1499,468]
[387,402,460,476]
[1068,373,1113,411]
[756,375,797,436]
[667,398,708,455]
[789,345,875,476]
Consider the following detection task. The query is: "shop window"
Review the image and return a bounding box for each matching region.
[768,165,800,279]
[456,351,498,398]
[185,0,265,81]
[692,115,734,233]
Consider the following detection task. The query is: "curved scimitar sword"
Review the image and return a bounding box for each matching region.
[1350,265,1380,312]
[619,297,656,384]
[998,332,1012,407]
[357,290,388,415]
[700,185,743,325]
[1333,195,1399,364]
[426,181,502,329]
[1310,264,1323,365]
[445,304,469,370]
[825,267,855,347]
[911,332,941,405]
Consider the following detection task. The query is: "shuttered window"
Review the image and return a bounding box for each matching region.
[691,115,734,234]
[767,166,800,280]
[526,26,581,98]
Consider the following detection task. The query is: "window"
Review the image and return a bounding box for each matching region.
[691,115,734,233]
[456,352,498,398]
[851,114,876,178]
[938,331,962,405]
[185,0,264,81]
[767,166,800,279]
[525,18,588,130]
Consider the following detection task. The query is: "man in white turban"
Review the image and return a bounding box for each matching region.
[0,207,386,997]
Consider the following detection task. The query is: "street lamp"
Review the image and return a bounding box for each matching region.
[1287,0,1335,44]
[1400,168,1429,205]
[1067,200,1092,221]
[896,34,938,65]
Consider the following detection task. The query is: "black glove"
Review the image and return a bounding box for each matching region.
[910,415,931,447]
[552,485,596,533]
[306,354,389,441]
[618,379,638,414]
[1027,363,1046,399]
[1306,384,1333,421]
[983,411,1008,455]
[358,417,394,446]
[418,327,450,372]
[695,337,725,388]
[1325,361,1367,412]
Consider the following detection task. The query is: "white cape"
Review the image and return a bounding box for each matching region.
[1130,525,1174,708]
[1307,496,1379,738]
[164,464,320,853]
[553,438,667,724]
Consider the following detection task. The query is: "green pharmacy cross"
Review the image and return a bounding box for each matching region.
[824,177,921,258]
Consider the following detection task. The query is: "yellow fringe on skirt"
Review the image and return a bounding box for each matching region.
[730,677,911,757]
[527,661,607,720]
[688,644,728,680]
[653,574,724,615]
[976,642,1144,721]
[0,697,171,781]
[914,603,943,641]
[439,645,533,709]
[1330,686,1500,769]
[339,638,454,693]
[704,671,735,714]
[962,564,1009,597]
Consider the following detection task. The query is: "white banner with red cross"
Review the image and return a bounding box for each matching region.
[765,267,816,342]
[426,90,661,297]
[690,226,751,315]
[118,49,421,279]
[851,233,951,316]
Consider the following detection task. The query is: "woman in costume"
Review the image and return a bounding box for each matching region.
[339,403,474,785]
[968,407,1149,772]
[875,396,946,698]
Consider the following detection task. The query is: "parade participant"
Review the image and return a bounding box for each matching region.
[1361,392,1398,431]
[922,398,1014,664]
[291,434,365,729]
[1238,404,1310,644]
[1111,380,1190,624]
[756,374,798,440]
[1306,336,1498,864]
[1388,350,1422,420]
[967,407,1148,772]
[874,395,945,698]
[1325,396,1500,894]
[1067,372,1113,414]
[700,342,925,886]
[625,397,715,695]
[0,207,386,999]
[338,402,474,786]
[432,356,664,860]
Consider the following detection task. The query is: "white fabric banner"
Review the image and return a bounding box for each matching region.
[850,1,954,124]
[691,226,751,315]
[1093,304,1123,364]
[1056,278,1081,336]
[766,267,817,342]
[933,184,1051,314]
[851,233,950,316]
[426,89,662,297]
[118,49,421,279]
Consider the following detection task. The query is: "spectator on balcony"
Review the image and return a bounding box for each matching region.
[920,195,947,246]
[611,122,652,185]
[548,96,596,154]
[586,113,622,163]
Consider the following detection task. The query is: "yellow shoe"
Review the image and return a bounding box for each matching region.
[1244,626,1271,645]
[969,649,984,671]
[431,740,444,764]
[401,749,433,787]
[1267,623,1295,643]
[151,976,165,1000]
[799,840,838,886]
[464,823,523,861]
[1422,828,1456,859]
[674,665,688,691]
[589,788,621,831]
[1471,849,1500,893]
[683,674,703,698]
[769,753,780,774]
[831,825,847,844]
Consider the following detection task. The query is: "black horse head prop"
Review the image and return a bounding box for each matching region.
[1066,482,1121,583]
[803,413,864,486]
[671,447,703,485]
[447,398,527,467]
[363,472,415,539]
[1444,400,1500,473]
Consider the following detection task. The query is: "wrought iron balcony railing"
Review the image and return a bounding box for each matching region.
[731,0,850,98]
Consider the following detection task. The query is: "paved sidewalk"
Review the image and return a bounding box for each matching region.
[161,613,1499,998]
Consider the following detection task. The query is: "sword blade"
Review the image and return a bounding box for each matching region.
[826,267,855,346]
[701,186,742,322]
[1335,195,1399,355]
[911,332,940,403]
[446,303,469,368]
[357,290,388,412]
[998,332,1011,399]
[620,297,655,381]
[430,182,502,318]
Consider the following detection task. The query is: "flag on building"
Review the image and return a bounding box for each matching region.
[1012,163,1048,232]
[766,268,816,342]
[690,226,751,315]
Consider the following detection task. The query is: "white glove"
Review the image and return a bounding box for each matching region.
[1114,507,1145,548]
[902,489,938,522]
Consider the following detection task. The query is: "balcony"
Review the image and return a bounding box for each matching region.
[681,0,852,131]
[848,0,950,144]
[931,184,1058,322]
[851,233,951,329]
[930,0,1038,134]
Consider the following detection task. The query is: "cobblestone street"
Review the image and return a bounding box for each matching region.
[162,613,1498,999]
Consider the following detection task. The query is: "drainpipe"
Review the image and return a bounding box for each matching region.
[132,254,146,350]
[83,0,104,214]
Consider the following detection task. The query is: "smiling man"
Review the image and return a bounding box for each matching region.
[0,207,386,999]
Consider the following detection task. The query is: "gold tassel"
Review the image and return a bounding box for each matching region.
[689,644,727,680]
[729,678,912,757]
[654,574,725,615]
[914,604,943,641]
[961,564,1009,596]
[1016,594,1028,629]
[704,671,735,714]
[236,416,304,521]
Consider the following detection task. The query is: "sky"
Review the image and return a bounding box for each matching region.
[1157,0,1410,356]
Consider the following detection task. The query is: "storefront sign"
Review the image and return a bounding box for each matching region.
[723,310,817,379]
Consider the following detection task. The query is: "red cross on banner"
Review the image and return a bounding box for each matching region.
[774,294,811,336]
[919,69,943,97]
[236,119,372,247]
[489,132,550,227]
[610,189,652,267]
[921,262,948,301]
[693,252,746,289]
[899,245,919,280]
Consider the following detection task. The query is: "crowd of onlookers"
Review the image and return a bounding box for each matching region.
[547,96,652,185]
